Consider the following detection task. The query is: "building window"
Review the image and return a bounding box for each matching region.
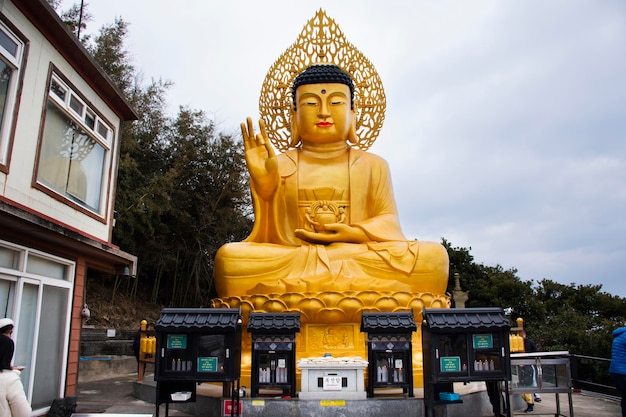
[36,73,113,214]
[0,21,24,166]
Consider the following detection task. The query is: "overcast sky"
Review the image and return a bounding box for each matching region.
[77,1,626,297]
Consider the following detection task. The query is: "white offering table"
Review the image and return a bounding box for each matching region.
[297,356,368,400]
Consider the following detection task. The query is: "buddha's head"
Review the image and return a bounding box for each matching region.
[292,65,354,110]
[290,65,358,147]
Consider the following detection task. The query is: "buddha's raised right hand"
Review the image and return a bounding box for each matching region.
[241,117,279,200]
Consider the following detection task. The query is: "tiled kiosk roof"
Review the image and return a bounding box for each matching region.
[247,312,301,334]
[360,311,417,333]
[422,307,510,332]
[154,308,241,332]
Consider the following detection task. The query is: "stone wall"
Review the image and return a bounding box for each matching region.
[80,327,137,356]
[78,327,152,383]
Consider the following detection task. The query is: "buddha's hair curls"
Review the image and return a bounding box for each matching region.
[292,64,354,110]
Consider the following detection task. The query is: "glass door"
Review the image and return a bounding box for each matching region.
[13,280,39,396]
[31,284,70,408]
[0,242,73,411]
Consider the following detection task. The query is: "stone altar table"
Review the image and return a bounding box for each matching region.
[297,356,368,400]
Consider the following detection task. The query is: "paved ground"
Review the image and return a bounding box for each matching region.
[512,391,621,416]
[76,372,622,416]
[76,372,192,416]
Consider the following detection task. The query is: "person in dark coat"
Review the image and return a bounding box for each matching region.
[610,326,626,417]
[486,380,506,417]
[520,329,539,413]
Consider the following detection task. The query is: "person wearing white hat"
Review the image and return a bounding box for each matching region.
[0,318,31,417]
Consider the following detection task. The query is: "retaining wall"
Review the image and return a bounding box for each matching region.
[79,327,152,383]
[80,327,137,356]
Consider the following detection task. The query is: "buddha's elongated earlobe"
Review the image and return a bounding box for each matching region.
[347,110,358,145]
[289,111,300,148]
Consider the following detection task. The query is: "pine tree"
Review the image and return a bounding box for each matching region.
[54,2,252,306]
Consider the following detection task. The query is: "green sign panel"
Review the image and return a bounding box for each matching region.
[198,356,218,372]
[167,334,187,349]
[472,334,493,349]
[440,356,461,372]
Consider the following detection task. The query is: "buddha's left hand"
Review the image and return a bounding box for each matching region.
[295,223,369,244]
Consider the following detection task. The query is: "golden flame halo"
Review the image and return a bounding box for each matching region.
[259,9,386,152]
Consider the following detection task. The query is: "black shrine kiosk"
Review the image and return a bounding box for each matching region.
[422,307,511,417]
[153,308,242,417]
[247,312,301,398]
[361,311,417,397]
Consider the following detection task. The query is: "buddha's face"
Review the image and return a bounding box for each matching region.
[294,83,354,144]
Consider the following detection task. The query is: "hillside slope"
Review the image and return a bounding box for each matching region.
[84,277,162,329]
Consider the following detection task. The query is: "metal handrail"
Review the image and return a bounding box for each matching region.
[569,353,618,399]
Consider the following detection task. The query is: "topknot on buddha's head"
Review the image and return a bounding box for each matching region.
[292,65,354,109]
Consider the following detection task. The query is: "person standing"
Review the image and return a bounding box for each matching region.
[610,325,626,417]
[486,379,506,417]
[0,318,31,417]
[522,329,541,403]
[520,329,539,413]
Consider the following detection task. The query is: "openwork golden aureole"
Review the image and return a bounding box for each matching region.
[259,9,386,152]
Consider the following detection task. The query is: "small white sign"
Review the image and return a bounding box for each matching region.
[107,329,116,338]
[323,375,342,391]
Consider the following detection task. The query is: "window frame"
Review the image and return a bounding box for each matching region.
[0,17,26,171]
[33,68,115,221]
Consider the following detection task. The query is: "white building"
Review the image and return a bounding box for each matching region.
[0,0,137,414]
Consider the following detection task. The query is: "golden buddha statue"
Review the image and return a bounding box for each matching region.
[212,10,450,389]
[214,64,449,298]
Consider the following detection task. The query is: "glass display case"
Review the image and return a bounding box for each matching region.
[368,335,413,395]
[156,319,241,382]
[248,312,300,397]
[361,312,416,397]
[506,351,574,417]
[431,332,509,380]
[421,308,511,417]
[153,308,242,417]
[251,335,297,396]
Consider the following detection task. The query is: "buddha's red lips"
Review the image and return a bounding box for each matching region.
[316,122,333,127]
